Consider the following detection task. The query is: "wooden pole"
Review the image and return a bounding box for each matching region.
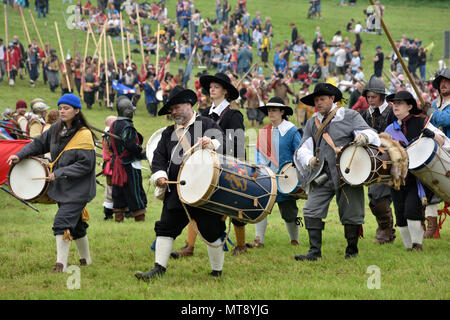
[28,9,46,57]
[4,4,9,80]
[119,11,126,68]
[108,35,118,73]
[156,24,160,74]
[135,3,145,71]
[81,29,90,100]
[19,8,31,45]
[369,0,425,106]
[87,20,98,48]
[126,31,131,68]
[54,21,71,92]
[104,32,110,109]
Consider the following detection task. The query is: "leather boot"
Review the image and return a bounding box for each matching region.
[424,216,438,239]
[232,225,248,256]
[114,208,125,223]
[132,209,146,222]
[370,199,396,244]
[52,262,64,273]
[135,263,166,282]
[170,243,194,259]
[103,207,114,220]
[344,224,360,259]
[295,218,324,261]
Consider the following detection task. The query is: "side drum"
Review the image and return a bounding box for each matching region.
[7,157,56,204]
[407,137,450,203]
[277,162,307,199]
[177,149,277,224]
[337,143,392,186]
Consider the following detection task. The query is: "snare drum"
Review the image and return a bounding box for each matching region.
[146,126,167,165]
[407,137,450,203]
[337,143,392,186]
[177,149,277,224]
[277,162,307,199]
[7,157,55,204]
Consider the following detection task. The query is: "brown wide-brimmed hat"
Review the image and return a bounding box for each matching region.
[386,90,420,115]
[158,85,197,116]
[300,83,343,106]
[199,72,239,100]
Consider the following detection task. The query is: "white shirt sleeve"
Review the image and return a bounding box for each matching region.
[354,128,381,147]
[294,137,315,169]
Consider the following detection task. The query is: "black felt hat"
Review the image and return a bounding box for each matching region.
[259,96,293,116]
[386,90,420,115]
[199,72,239,100]
[158,85,197,116]
[300,83,343,106]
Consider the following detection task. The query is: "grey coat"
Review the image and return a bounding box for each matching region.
[15,121,96,203]
[294,107,379,191]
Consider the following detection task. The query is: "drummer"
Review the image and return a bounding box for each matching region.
[384,91,447,252]
[7,94,96,273]
[360,76,397,244]
[171,72,248,258]
[135,85,227,281]
[293,83,380,261]
[247,96,302,248]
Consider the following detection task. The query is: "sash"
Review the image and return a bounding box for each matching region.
[48,126,94,222]
[313,106,341,156]
[256,124,279,168]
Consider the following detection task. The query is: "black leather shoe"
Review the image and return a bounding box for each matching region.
[135,263,166,281]
[294,252,321,261]
[210,270,222,277]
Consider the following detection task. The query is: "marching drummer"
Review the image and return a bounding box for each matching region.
[171,72,249,258]
[135,85,227,281]
[293,83,380,261]
[247,96,302,248]
[384,91,447,252]
[360,76,397,244]
[7,94,96,273]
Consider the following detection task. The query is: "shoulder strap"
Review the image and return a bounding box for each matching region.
[313,106,341,144]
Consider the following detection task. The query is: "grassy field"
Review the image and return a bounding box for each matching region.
[0,1,449,301]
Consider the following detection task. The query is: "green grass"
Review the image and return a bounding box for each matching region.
[1,0,450,300]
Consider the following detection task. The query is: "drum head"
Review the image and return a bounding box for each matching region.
[339,146,372,185]
[178,149,216,204]
[146,126,167,165]
[407,137,435,170]
[278,163,298,194]
[8,158,47,201]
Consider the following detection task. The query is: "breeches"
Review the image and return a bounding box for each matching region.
[302,179,365,225]
[390,179,426,227]
[278,199,299,223]
[53,202,88,240]
[155,205,226,243]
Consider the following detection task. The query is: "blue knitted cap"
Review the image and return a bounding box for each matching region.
[58,94,82,109]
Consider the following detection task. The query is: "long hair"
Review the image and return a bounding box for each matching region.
[55,110,97,143]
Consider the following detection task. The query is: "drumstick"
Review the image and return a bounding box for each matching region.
[31,177,50,180]
[166,180,186,185]
[275,174,289,178]
[344,145,358,174]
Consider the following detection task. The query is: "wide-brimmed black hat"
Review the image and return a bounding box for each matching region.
[300,83,343,106]
[199,72,239,100]
[386,91,420,114]
[259,96,293,116]
[158,85,197,116]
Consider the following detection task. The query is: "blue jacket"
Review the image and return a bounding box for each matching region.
[256,121,302,202]
[144,80,160,104]
[430,98,450,138]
